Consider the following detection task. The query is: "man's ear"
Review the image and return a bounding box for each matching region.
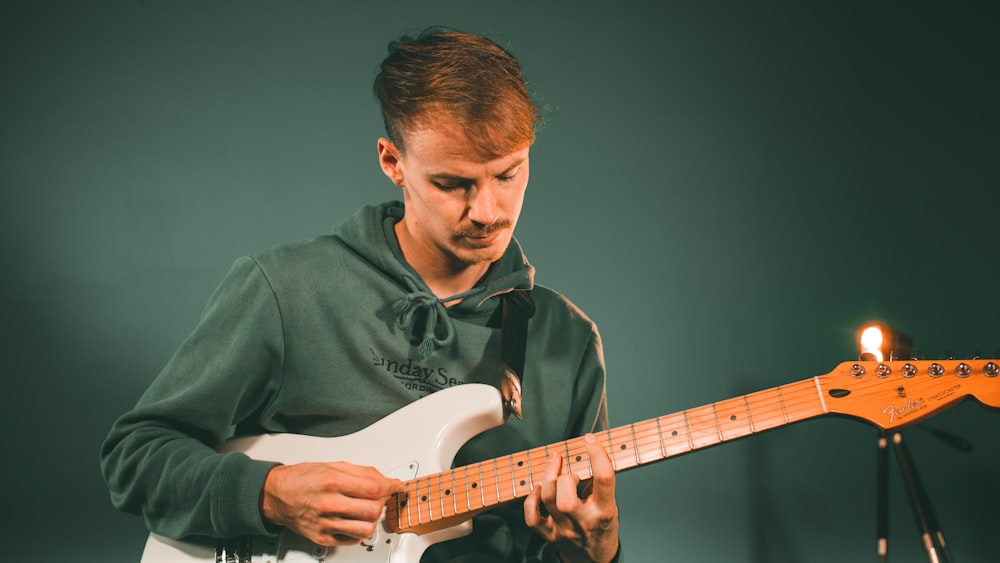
[377,138,405,187]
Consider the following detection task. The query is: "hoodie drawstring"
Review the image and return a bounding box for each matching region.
[392,274,486,359]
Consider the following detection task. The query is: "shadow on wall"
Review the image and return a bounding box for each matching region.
[4,267,222,562]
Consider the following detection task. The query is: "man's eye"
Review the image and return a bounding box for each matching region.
[433,181,462,191]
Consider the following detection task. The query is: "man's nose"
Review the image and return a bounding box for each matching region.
[467,185,498,226]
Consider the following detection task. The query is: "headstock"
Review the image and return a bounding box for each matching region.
[819,358,1000,430]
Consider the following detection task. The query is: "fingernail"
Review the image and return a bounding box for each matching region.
[584,433,595,443]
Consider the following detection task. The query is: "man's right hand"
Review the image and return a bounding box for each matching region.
[261,461,404,546]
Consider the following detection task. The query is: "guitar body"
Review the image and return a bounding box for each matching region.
[141,383,506,563]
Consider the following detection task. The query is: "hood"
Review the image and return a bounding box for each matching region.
[332,201,535,358]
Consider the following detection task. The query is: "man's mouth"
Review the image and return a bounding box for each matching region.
[455,221,510,240]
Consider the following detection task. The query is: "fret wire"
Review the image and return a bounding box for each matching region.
[712,404,723,441]
[743,395,756,433]
[397,481,410,528]
[407,479,414,527]
[563,440,572,474]
[450,467,457,516]
[464,465,472,513]
[645,425,666,459]
[777,386,789,424]
[526,447,535,491]
[492,458,500,504]
[478,461,485,508]
[426,475,433,522]
[509,454,517,499]
[623,424,634,466]
[416,476,423,525]
[438,472,445,519]
[682,411,694,451]
[543,443,552,484]
[654,417,667,459]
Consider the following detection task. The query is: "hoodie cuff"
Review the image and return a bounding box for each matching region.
[217,454,282,536]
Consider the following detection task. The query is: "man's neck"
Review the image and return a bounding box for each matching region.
[421,263,492,303]
[394,222,492,301]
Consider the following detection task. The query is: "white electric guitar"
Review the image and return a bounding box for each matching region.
[141,358,1000,562]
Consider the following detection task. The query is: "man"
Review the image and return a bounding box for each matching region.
[101,29,621,563]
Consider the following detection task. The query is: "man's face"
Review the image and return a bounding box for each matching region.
[378,120,530,271]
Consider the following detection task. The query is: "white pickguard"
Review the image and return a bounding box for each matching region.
[140,383,506,563]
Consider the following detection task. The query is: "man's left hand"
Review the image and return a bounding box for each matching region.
[524,433,620,563]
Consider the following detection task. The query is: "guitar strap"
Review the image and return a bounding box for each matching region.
[500,289,534,421]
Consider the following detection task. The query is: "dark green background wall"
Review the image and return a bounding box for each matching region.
[3,1,997,561]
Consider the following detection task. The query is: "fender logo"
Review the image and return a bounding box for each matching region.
[882,399,926,424]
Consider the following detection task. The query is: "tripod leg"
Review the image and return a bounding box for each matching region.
[892,432,955,563]
[877,432,889,562]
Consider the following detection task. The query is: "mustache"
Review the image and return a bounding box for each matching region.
[454,219,512,237]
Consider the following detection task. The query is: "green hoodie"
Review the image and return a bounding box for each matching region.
[100,202,612,562]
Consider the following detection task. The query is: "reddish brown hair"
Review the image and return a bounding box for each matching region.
[373,29,541,159]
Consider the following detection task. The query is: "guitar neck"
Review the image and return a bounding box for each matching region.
[387,376,828,533]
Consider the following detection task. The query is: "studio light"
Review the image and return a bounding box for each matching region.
[857,321,913,362]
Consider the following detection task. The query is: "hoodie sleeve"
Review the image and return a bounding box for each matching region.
[570,327,610,437]
[99,256,284,539]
